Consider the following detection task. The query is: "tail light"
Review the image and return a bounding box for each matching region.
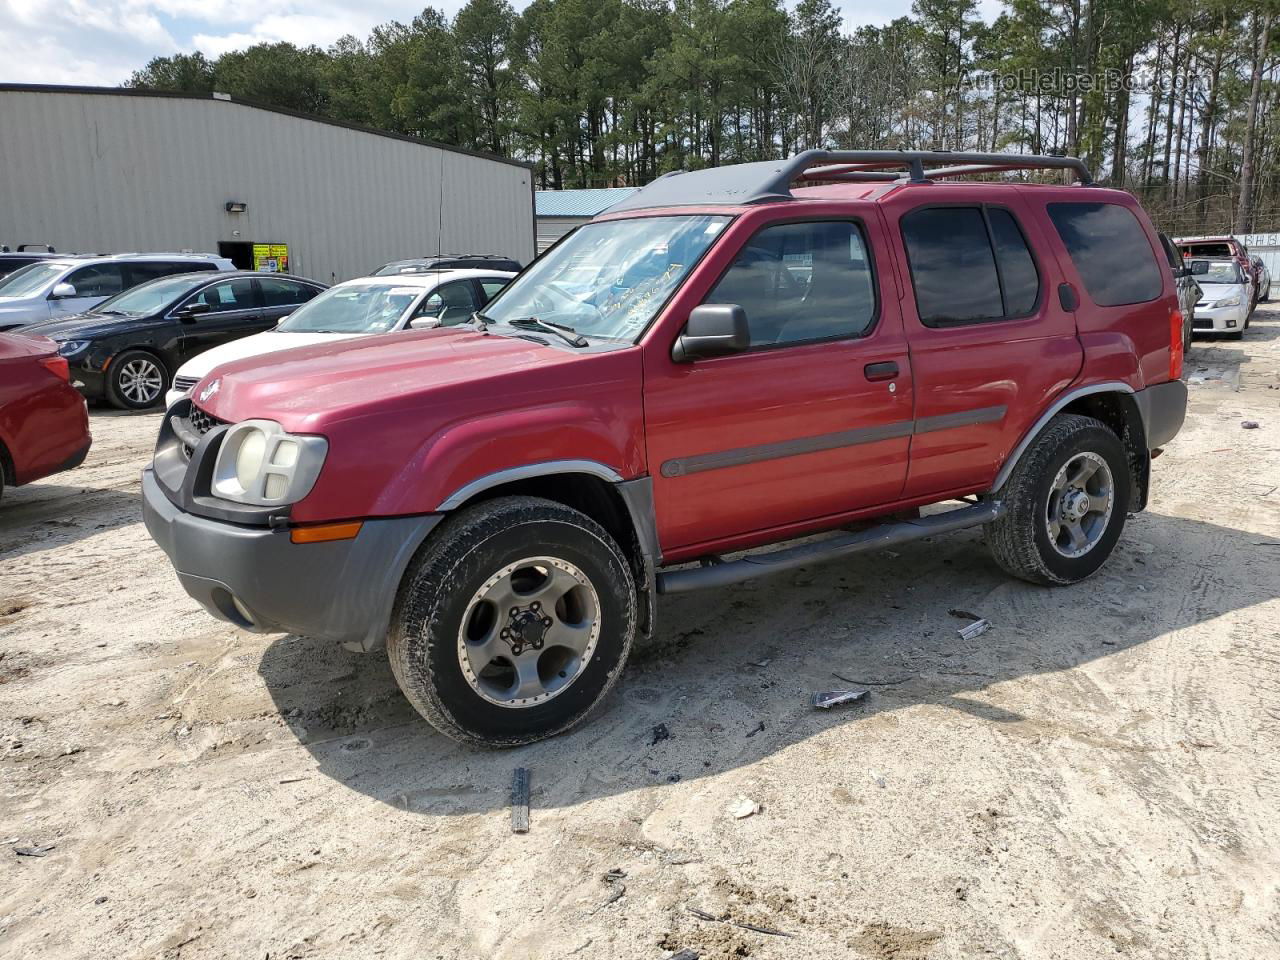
[1169,307,1184,380]
[38,355,71,381]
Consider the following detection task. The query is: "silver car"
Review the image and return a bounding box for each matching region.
[0,253,234,331]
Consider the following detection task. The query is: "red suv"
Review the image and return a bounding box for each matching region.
[143,151,1187,746]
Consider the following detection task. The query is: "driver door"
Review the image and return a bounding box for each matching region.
[174,277,265,364]
[407,280,479,328]
[643,215,913,560]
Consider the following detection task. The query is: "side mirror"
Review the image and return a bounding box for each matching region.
[176,302,212,321]
[408,315,442,329]
[274,313,292,326]
[672,303,750,362]
[50,282,77,299]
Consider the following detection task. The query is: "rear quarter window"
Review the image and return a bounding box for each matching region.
[1048,202,1162,306]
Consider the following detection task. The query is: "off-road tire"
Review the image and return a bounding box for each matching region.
[388,495,637,747]
[985,413,1130,586]
[106,349,169,410]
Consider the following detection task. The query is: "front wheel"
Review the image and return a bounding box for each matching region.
[388,496,637,746]
[106,349,169,410]
[985,413,1130,585]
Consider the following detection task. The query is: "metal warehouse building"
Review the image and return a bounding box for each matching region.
[0,85,535,284]
[535,187,637,252]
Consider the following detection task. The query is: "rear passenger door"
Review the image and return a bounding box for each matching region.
[892,198,1082,498]
[174,277,265,363]
[258,277,321,325]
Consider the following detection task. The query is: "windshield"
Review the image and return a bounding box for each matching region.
[1190,260,1243,284]
[0,262,66,297]
[92,273,212,315]
[482,215,731,340]
[277,282,421,333]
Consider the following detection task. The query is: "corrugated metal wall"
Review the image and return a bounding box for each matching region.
[537,216,587,252]
[0,88,535,284]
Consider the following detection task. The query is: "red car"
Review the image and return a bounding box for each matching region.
[144,150,1187,746]
[0,334,91,499]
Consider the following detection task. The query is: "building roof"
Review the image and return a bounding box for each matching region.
[0,83,531,171]
[536,188,639,218]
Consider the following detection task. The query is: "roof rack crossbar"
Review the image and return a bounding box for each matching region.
[601,149,1094,214]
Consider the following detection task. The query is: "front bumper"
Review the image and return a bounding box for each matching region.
[1192,302,1249,332]
[142,466,441,650]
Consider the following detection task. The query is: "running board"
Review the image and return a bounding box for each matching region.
[655,501,1005,595]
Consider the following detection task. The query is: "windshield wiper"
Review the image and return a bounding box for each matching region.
[507,316,588,348]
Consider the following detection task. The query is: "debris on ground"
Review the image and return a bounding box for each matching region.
[511,768,530,834]
[745,721,765,738]
[957,618,991,641]
[833,671,910,685]
[686,904,794,937]
[667,950,700,960]
[947,608,984,621]
[650,723,671,746]
[728,796,760,819]
[1242,420,1260,429]
[812,689,869,710]
[14,844,55,857]
[592,868,627,913]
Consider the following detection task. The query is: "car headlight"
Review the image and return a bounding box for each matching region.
[56,340,90,357]
[1217,295,1241,307]
[210,420,327,506]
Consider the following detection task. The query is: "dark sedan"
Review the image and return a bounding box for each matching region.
[20,271,326,410]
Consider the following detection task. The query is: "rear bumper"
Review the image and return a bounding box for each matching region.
[142,467,441,650]
[1134,379,1187,450]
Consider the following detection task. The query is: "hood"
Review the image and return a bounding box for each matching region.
[0,333,56,360]
[20,312,162,340]
[197,327,626,431]
[175,329,367,382]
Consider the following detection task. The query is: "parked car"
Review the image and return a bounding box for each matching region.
[0,334,91,500]
[1250,255,1271,302]
[20,271,325,410]
[1188,258,1253,338]
[1174,236,1253,300]
[0,253,235,331]
[372,254,523,276]
[1159,233,1200,352]
[143,150,1187,747]
[164,270,513,408]
[0,244,62,281]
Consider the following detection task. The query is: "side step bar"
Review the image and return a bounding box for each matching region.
[655,500,1005,595]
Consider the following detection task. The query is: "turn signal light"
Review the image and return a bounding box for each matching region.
[290,521,363,544]
[38,355,70,381]
[1169,308,1184,381]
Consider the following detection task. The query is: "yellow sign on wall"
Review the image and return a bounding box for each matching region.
[252,243,290,273]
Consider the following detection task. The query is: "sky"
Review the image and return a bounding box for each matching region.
[0,0,1003,88]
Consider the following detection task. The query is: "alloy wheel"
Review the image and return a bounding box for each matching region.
[118,357,164,405]
[1045,451,1114,558]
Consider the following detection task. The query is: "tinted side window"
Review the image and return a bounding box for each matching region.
[988,209,1040,316]
[901,208,1003,324]
[189,278,258,313]
[1047,202,1162,306]
[480,279,507,302]
[259,278,317,307]
[706,220,876,346]
[66,263,126,298]
[128,262,186,285]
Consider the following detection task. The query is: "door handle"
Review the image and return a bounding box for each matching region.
[864,361,899,382]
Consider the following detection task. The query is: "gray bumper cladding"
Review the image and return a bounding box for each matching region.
[142,468,441,650]
[1134,379,1188,450]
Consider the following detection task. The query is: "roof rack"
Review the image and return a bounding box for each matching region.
[604,149,1093,213]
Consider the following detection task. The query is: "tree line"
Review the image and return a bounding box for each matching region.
[129,0,1280,235]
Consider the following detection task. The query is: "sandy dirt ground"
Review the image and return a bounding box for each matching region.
[2,306,1279,960]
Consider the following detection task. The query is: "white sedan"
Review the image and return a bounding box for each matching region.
[164,269,513,408]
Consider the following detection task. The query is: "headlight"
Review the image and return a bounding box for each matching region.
[56,340,90,357]
[1217,295,1241,307]
[211,420,327,506]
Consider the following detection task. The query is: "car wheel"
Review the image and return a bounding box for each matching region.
[985,413,1130,586]
[388,495,637,747]
[106,350,169,410]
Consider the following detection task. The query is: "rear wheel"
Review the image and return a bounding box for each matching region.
[986,414,1130,585]
[388,496,636,746]
[106,349,168,410]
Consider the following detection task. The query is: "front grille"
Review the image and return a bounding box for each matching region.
[173,375,199,393]
[1192,319,1211,329]
[189,404,226,436]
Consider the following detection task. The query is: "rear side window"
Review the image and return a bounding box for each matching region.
[1048,202,1162,306]
[479,279,507,302]
[128,262,190,285]
[259,277,318,307]
[706,220,877,347]
[65,263,126,298]
[900,206,1040,326]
